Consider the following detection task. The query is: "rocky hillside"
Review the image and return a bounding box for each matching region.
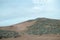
[26,18,60,35]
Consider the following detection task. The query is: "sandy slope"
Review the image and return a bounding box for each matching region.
[0,20,36,32]
[1,34,60,40]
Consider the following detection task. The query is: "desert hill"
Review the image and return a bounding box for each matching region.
[0,18,60,32]
[26,18,60,35]
[0,18,60,40]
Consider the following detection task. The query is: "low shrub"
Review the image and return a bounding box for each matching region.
[0,30,21,39]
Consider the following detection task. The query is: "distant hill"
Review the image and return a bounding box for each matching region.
[0,18,60,40]
[0,18,60,33]
[26,18,60,35]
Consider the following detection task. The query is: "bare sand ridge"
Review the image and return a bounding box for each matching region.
[0,20,36,32]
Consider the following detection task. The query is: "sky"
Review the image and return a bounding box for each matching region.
[0,0,60,26]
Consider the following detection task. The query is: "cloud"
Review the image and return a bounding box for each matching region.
[32,0,47,4]
[32,0,47,11]
[32,0,60,12]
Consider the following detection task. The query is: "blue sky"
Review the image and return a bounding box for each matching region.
[0,0,60,26]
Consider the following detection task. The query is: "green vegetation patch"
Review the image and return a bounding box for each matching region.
[26,18,60,35]
[0,30,21,39]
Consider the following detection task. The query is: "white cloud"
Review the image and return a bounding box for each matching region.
[32,0,47,4]
[32,0,47,11]
[32,0,59,12]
